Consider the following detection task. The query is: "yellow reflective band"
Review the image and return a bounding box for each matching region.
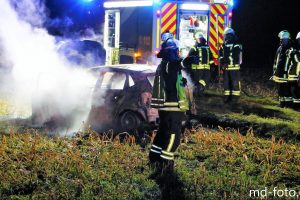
[199,48,202,63]
[232,91,241,96]
[191,64,198,70]
[162,150,174,156]
[206,48,209,65]
[293,99,300,103]
[152,98,164,101]
[159,107,183,111]
[226,67,240,70]
[226,64,240,70]
[150,149,161,154]
[164,102,179,106]
[192,64,210,70]
[152,145,162,150]
[151,103,164,106]
[199,80,206,86]
[272,76,288,83]
[167,134,175,152]
[288,76,298,81]
[160,154,174,160]
[224,90,230,95]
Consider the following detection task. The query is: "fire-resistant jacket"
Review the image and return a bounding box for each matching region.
[183,43,214,85]
[273,45,290,83]
[151,60,189,112]
[287,48,300,82]
[219,42,242,70]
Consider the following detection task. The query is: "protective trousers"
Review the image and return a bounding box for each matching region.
[198,69,211,89]
[223,69,241,103]
[277,82,293,106]
[149,111,184,165]
[290,82,300,103]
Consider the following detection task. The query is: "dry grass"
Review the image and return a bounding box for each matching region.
[0,127,300,199]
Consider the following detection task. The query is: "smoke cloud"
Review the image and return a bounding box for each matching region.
[0,0,100,135]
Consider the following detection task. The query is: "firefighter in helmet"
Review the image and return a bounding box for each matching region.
[183,31,214,99]
[219,27,242,104]
[149,32,189,176]
[272,30,293,107]
[287,32,300,105]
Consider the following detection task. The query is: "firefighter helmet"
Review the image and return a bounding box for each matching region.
[224,27,235,35]
[194,31,205,39]
[296,32,300,40]
[160,39,179,61]
[161,32,174,41]
[278,30,291,39]
[162,38,177,50]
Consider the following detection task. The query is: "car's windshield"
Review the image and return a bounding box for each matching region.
[97,71,126,90]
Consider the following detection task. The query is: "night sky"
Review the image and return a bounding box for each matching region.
[233,0,299,67]
[45,0,300,67]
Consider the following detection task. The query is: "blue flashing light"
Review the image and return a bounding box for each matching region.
[81,0,94,3]
[153,0,161,5]
[229,0,234,7]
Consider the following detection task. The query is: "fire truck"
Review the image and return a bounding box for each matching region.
[103,0,234,65]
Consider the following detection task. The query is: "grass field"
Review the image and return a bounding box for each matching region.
[1,71,300,199]
[1,128,300,199]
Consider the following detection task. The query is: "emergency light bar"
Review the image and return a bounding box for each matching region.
[180,3,209,11]
[103,0,153,8]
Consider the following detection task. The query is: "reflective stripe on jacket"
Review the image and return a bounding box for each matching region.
[151,61,189,112]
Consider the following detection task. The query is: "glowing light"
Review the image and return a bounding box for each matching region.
[153,0,160,4]
[228,12,233,17]
[229,0,234,7]
[81,0,94,3]
[180,3,209,11]
[104,1,153,8]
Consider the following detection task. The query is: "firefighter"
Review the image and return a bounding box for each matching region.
[183,31,214,98]
[219,27,242,104]
[287,32,300,105]
[149,33,189,176]
[272,30,293,107]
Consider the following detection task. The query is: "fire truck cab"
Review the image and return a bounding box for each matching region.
[103,0,234,65]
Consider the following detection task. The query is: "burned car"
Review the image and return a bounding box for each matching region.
[86,64,159,132]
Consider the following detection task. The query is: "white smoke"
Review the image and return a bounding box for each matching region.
[0,0,99,135]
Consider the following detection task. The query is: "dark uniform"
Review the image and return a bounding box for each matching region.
[149,38,188,173]
[287,35,300,104]
[219,28,242,104]
[183,40,214,97]
[272,30,293,107]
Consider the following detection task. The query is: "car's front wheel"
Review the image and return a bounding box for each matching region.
[119,111,141,132]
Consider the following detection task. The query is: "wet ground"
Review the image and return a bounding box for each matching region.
[187,91,299,141]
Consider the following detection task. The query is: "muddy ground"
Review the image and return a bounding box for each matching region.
[187,86,300,141]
